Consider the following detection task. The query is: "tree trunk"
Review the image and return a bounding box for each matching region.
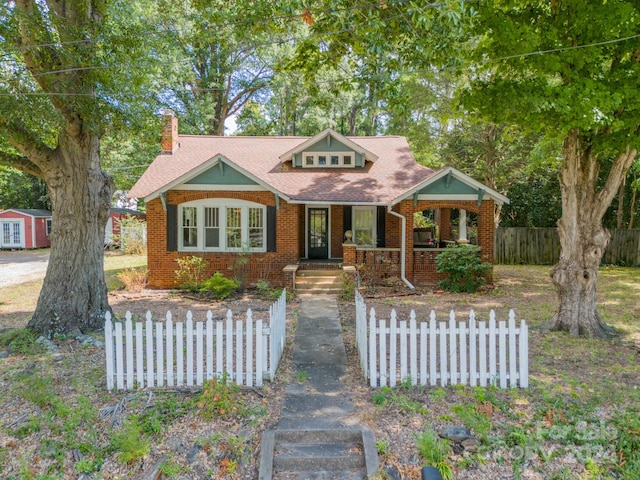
[28,131,113,336]
[548,129,636,338]
[616,177,625,229]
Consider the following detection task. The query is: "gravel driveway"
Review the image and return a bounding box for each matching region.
[0,249,49,287]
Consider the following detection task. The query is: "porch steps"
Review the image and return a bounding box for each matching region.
[295,269,343,295]
[259,428,378,479]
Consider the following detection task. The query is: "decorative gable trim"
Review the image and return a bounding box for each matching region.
[278,128,378,163]
[391,167,510,206]
[143,154,289,203]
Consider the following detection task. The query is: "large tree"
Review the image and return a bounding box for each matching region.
[460,0,640,337]
[0,0,154,335]
[156,0,290,135]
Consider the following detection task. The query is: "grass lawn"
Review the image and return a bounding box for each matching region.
[351,264,640,479]
[0,261,637,479]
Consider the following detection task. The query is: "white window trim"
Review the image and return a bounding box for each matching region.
[46,218,52,237]
[178,199,266,253]
[352,206,377,247]
[302,151,356,168]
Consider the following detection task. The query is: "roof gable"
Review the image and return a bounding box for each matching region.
[186,161,258,186]
[0,208,52,218]
[393,167,509,205]
[279,128,378,163]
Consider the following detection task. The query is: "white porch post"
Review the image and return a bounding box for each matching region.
[459,209,468,242]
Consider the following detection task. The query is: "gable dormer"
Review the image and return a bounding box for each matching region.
[279,128,378,169]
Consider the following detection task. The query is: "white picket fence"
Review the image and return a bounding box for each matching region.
[355,291,528,388]
[105,290,287,390]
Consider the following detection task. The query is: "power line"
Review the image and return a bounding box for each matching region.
[2,30,639,98]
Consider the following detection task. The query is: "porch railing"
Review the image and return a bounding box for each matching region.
[355,247,401,278]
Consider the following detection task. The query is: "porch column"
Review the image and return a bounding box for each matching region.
[438,208,452,242]
[458,209,468,243]
[477,200,495,283]
[342,242,357,267]
[398,200,415,282]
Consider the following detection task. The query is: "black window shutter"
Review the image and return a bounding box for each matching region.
[167,204,177,252]
[267,206,276,252]
[376,206,386,248]
[343,206,352,234]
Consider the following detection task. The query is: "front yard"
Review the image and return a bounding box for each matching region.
[0,256,638,479]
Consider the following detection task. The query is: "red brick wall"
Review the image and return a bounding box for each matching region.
[146,191,303,288]
[34,217,51,248]
[331,205,344,258]
[413,200,495,285]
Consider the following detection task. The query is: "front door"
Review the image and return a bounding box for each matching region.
[308,208,328,259]
[1,221,24,248]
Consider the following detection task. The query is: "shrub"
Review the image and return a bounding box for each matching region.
[175,256,209,291]
[110,416,150,464]
[200,272,240,299]
[435,245,491,293]
[415,428,454,480]
[341,271,357,300]
[116,267,148,292]
[197,374,244,420]
[115,214,147,255]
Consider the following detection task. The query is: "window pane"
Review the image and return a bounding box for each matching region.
[354,208,374,245]
[226,207,242,248]
[318,155,326,165]
[204,207,219,248]
[305,155,314,165]
[343,155,352,165]
[182,207,198,247]
[248,207,263,248]
[3,223,10,244]
[331,155,339,165]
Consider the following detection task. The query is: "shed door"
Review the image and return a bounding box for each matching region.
[1,221,24,248]
[307,208,329,259]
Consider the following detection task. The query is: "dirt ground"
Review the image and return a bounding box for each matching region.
[0,265,639,479]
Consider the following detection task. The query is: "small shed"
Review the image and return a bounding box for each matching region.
[105,208,146,245]
[0,209,52,249]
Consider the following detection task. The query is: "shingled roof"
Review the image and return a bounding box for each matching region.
[128,133,436,206]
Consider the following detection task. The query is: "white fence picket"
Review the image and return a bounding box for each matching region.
[449,314,457,386]
[409,313,417,385]
[156,321,164,387]
[196,320,203,386]
[176,322,184,386]
[186,315,194,387]
[369,309,377,388]
[125,315,134,389]
[353,294,529,389]
[166,316,174,387]
[246,312,253,388]
[469,312,477,387]
[105,290,287,390]
[105,313,114,390]
[146,314,154,388]
[115,321,124,390]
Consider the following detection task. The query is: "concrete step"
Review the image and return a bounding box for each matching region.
[295,270,343,295]
[296,269,343,277]
[295,287,342,295]
[296,276,342,285]
[259,428,378,480]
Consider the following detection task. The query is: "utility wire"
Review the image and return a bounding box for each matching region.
[2,30,639,98]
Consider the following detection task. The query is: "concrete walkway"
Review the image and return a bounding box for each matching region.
[259,295,378,479]
[278,294,355,429]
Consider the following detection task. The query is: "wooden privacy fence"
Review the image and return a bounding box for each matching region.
[105,290,287,390]
[495,227,640,266]
[355,291,528,388]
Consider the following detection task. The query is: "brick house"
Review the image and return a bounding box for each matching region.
[128,112,508,290]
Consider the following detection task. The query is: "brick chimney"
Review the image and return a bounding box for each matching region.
[161,110,179,153]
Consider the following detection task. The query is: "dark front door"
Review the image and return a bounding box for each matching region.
[308,208,329,259]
